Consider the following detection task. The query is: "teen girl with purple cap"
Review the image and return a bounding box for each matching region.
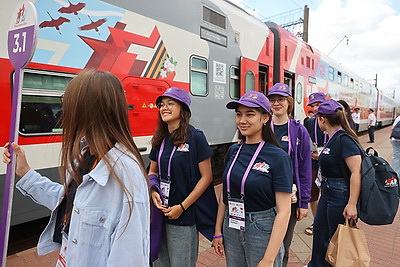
[148,87,217,266]
[303,92,327,236]
[306,99,362,267]
[267,83,312,267]
[212,91,293,267]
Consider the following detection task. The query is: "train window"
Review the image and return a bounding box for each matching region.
[350,78,354,88]
[19,70,74,136]
[245,71,255,92]
[24,72,70,90]
[337,71,342,84]
[296,82,303,104]
[344,74,349,87]
[20,95,62,135]
[203,6,226,30]
[230,66,240,99]
[328,66,334,80]
[190,56,208,96]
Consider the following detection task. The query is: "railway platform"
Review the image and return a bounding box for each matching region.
[5,126,400,267]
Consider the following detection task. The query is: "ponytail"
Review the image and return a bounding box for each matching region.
[322,110,359,144]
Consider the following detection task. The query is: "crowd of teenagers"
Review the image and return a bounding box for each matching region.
[3,69,370,267]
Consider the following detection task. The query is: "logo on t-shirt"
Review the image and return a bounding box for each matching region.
[384,177,398,187]
[177,143,189,152]
[252,162,270,173]
[281,136,289,142]
[322,148,330,154]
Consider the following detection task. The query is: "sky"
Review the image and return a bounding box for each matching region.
[229,0,400,100]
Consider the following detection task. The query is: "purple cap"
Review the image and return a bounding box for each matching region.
[156,87,191,108]
[307,92,326,106]
[267,83,291,97]
[226,91,271,112]
[316,100,343,115]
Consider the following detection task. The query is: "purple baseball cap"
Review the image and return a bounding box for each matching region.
[307,92,326,106]
[267,83,291,97]
[156,87,191,108]
[226,91,271,112]
[316,99,343,115]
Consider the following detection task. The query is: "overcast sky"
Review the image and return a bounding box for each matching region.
[229,0,400,99]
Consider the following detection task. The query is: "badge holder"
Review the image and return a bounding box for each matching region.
[160,177,171,206]
[228,195,245,231]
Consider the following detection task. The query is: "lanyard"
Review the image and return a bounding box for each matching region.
[323,127,342,150]
[157,139,177,179]
[314,118,327,146]
[226,140,265,197]
[270,119,291,156]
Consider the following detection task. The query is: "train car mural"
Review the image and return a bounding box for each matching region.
[0,0,397,226]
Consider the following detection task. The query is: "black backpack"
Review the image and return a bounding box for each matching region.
[337,133,400,225]
[390,120,400,139]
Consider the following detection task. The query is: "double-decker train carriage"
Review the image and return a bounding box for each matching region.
[0,0,397,226]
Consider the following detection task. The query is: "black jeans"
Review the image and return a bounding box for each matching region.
[368,126,375,142]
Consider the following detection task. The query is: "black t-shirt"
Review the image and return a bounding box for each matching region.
[222,142,293,212]
[149,127,213,226]
[274,123,289,153]
[319,130,361,178]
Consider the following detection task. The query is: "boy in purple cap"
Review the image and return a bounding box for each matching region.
[267,83,312,267]
[148,87,218,266]
[303,92,327,236]
[213,91,293,267]
[306,99,362,267]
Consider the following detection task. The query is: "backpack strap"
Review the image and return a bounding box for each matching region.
[335,132,365,187]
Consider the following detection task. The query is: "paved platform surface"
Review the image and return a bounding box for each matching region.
[6,126,400,266]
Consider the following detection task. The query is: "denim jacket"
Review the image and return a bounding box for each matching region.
[16,143,150,267]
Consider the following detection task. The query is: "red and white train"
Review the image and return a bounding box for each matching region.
[1,0,397,226]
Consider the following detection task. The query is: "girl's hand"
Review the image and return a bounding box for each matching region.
[257,258,273,267]
[151,191,167,211]
[297,207,308,221]
[163,205,183,219]
[212,237,224,256]
[343,203,357,220]
[3,142,30,177]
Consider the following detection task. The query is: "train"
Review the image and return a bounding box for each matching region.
[0,0,398,226]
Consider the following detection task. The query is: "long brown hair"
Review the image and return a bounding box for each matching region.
[60,69,147,197]
[151,101,191,149]
[320,110,360,144]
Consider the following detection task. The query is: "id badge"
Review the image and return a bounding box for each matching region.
[56,233,68,267]
[228,198,245,231]
[315,168,322,188]
[317,147,324,155]
[160,179,171,206]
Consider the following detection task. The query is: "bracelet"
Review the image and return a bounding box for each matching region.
[213,234,223,239]
[179,203,186,212]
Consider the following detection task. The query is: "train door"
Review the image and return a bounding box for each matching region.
[259,65,269,95]
[240,57,259,96]
[284,71,295,116]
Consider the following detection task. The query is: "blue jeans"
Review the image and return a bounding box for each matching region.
[153,224,198,267]
[391,139,400,176]
[308,178,349,267]
[223,209,284,267]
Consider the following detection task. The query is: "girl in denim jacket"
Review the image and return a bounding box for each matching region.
[3,70,150,266]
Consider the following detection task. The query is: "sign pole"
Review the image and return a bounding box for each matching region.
[0,2,37,266]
